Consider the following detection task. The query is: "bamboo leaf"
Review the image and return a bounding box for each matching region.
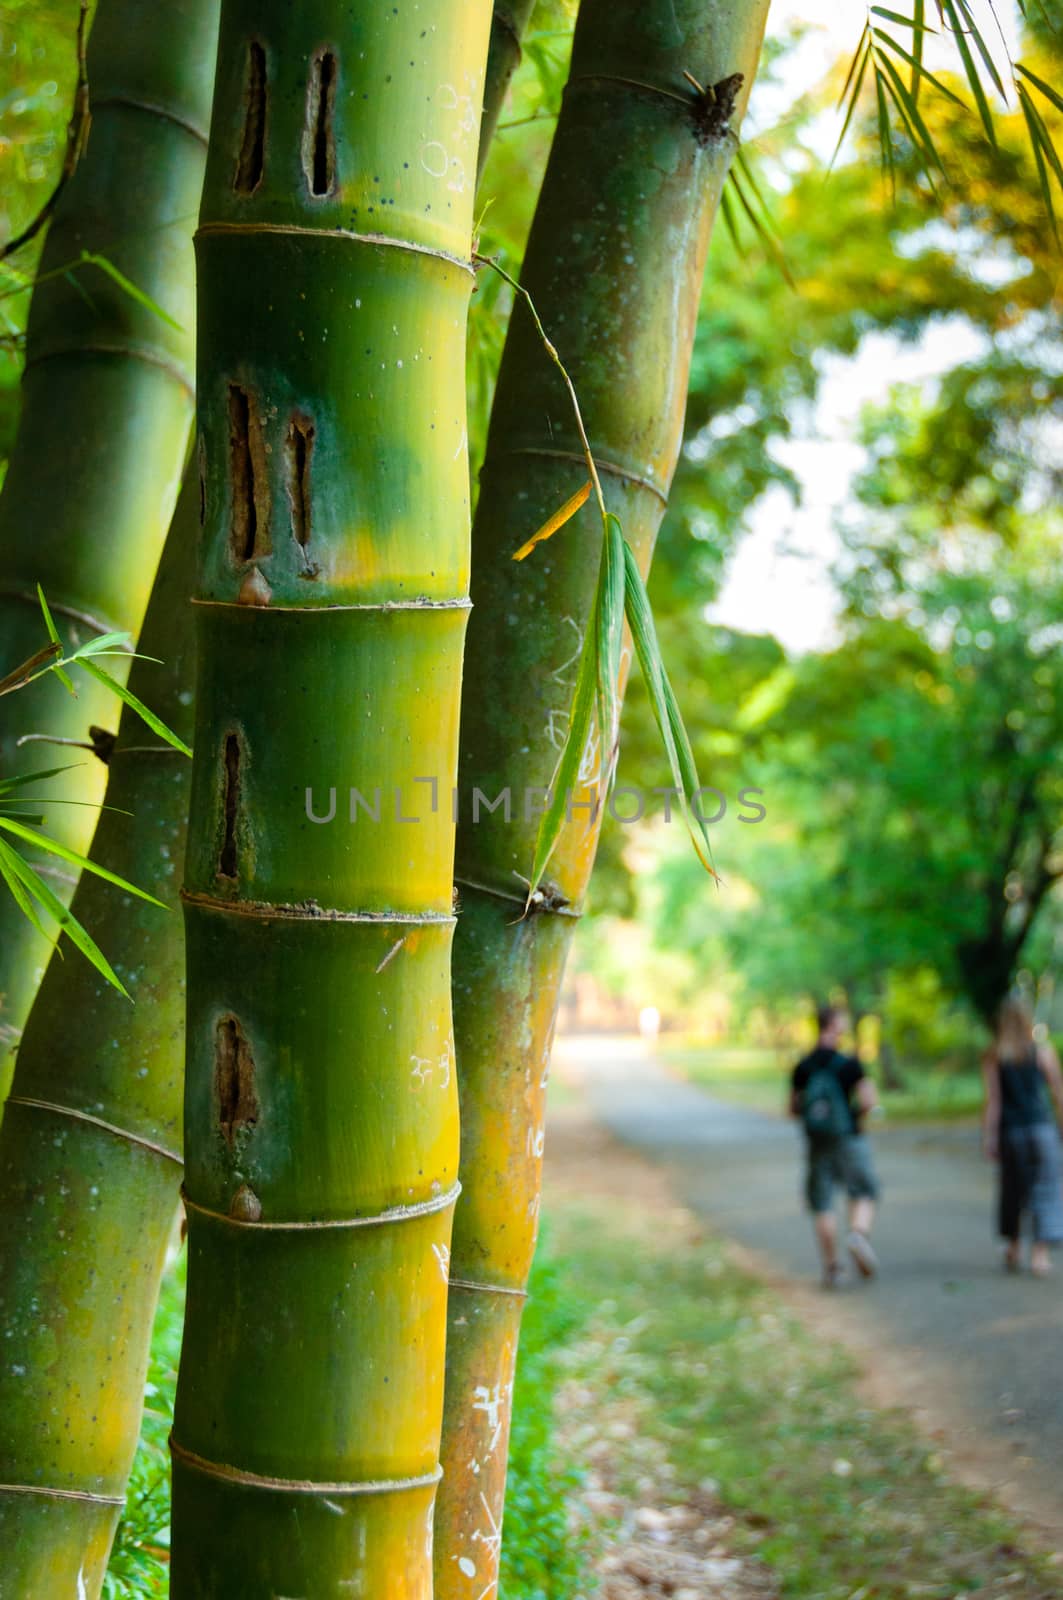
[0,837,52,944]
[876,48,944,184]
[78,658,192,757]
[869,5,935,31]
[833,29,872,168]
[526,610,599,899]
[595,515,626,772]
[911,0,926,102]
[729,155,798,289]
[0,765,78,798]
[871,25,967,108]
[0,841,129,997]
[0,640,61,698]
[0,816,167,908]
[69,630,134,658]
[1017,62,1063,116]
[621,542,717,880]
[953,0,1007,96]
[36,585,76,696]
[512,481,591,560]
[936,0,997,146]
[875,66,897,196]
[79,252,184,332]
[1018,83,1061,240]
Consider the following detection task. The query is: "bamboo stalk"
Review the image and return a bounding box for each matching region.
[479,0,539,182]
[435,3,770,1594]
[0,473,198,1596]
[169,4,492,1592]
[0,0,218,1082]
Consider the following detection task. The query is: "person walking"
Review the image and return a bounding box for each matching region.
[982,997,1063,1277]
[791,1003,881,1288]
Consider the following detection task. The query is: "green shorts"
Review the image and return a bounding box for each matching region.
[806,1134,880,1214]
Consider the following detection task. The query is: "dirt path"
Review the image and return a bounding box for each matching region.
[551,1034,1063,1547]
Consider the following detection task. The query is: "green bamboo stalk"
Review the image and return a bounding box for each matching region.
[0,472,198,1597]
[169,4,492,1592]
[479,0,539,183]
[435,4,770,1594]
[0,0,217,1080]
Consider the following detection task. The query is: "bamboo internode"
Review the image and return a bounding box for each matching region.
[0,0,218,1080]
[437,3,770,1594]
[171,4,493,1591]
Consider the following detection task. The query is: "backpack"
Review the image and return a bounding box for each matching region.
[799,1053,852,1141]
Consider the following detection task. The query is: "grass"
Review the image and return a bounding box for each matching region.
[104,1151,1060,1598]
[660,1040,985,1124]
[540,1187,1063,1599]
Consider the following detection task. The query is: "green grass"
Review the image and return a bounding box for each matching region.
[105,1168,1058,1598]
[661,1040,984,1124]
[541,1195,1063,1600]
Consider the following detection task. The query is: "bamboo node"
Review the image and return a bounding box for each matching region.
[168,1437,443,1497]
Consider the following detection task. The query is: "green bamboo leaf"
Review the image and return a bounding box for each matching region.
[1018,84,1061,241]
[526,606,599,899]
[0,840,129,997]
[729,155,798,289]
[78,657,192,757]
[936,0,997,146]
[0,764,79,797]
[833,31,873,168]
[0,837,52,944]
[69,630,134,658]
[1018,81,1063,187]
[595,514,626,772]
[955,0,1007,95]
[869,5,935,31]
[871,25,967,108]
[621,542,717,880]
[1017,62,1063,116]
[79,252,184,332]
[36,584,76,696]
[875,66,897,196]
[0,816,167,908]
[876,49,944,184]
[910,0,926,102]
[718,183,744,255]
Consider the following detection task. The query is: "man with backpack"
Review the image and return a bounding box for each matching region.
[791,1003,881,1288]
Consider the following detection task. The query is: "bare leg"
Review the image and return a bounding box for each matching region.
[849,1197,875,1237]
[1031,1242,1051,1276]
[814,1210,838,1281]
[847,1198,879,1278]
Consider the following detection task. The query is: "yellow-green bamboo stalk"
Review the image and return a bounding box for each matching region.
[436,3,769,1594]
[0,472,197,1597]
[170,4,492,1592]
[0,0,217,1080]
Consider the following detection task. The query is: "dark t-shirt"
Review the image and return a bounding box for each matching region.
[792,1047,866,1135]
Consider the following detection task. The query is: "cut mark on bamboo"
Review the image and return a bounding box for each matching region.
[181,1180,460,1230]
[196,221,475,277]
[218,733,241,881]
[215,1014,259,1147]
[448,1277,529,1300]
[169,1437,442,1496]
[23,342,196,398]
[496,447,668,506]
[191,596,471,613]
[0,1481,125,1507]
[304,50,338,197]
[234,40,267,194]
[285,413,317,573]
[228,384,270,563]
[89,94,210,147]
[182,889,456,926]
[4,1096,182,1167]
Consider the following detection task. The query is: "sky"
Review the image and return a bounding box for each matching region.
[706,0,1019,654]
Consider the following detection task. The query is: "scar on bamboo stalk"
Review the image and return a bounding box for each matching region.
[685,71,744,146]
